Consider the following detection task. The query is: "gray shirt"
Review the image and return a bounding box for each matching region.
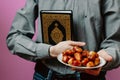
[6,0,120,74]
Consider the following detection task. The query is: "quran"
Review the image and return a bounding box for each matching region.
[40,10,73,45]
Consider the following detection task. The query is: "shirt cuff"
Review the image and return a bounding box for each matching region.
[36,43,52,59]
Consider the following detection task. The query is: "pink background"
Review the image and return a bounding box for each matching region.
[0,0,120,80]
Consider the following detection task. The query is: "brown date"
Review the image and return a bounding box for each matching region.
[68,58,74,65]
[63,49,74,55]
[62,55,69,63]
[88,51,97,61]
[81,58,89,66]
[86,61,95,67]
[94,58,100,66]
[82,50,89,57]
[73,46,82,53]
[74,52,82,61]
[72,60,81,66]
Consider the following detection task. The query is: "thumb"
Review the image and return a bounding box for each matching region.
[98,50,112,62]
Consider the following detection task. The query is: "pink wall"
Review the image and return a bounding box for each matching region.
[0,0,120,80]
[0,0,35,80]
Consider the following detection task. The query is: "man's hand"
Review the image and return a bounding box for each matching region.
[72,67,102,76]
[49,40,86,57]
[98,50,112,62]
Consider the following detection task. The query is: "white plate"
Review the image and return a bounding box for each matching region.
[57,53,106,69]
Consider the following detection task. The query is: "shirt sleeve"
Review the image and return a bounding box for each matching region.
[100,0,120,70]
[6,0,51,62]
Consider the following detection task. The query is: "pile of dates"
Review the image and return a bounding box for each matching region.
[62,46,100,67]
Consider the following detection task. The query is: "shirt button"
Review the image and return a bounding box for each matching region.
[84,15,87,18]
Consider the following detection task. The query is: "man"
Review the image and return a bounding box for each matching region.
[6,0,120,80]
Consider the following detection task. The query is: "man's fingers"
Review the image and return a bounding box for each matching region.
[71,67,102,76]
[68,41,86,46]
[85,67,102,76]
